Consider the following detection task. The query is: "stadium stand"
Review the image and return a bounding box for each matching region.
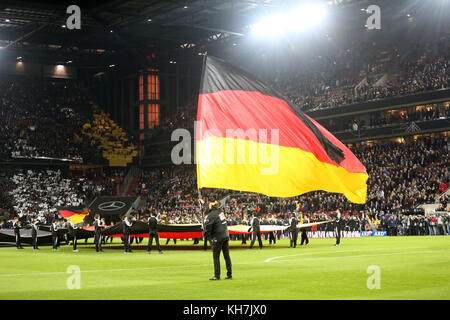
[0,4,448,237]
[0,77,101,163]
[81,103,138,167]
[272,36,449,111]
[0,167,125,224]
[131,134,449,235]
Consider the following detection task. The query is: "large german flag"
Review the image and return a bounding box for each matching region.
[57,206,88,224]
[196,56,368,203]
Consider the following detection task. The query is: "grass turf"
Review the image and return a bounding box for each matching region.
[0,236,449,300]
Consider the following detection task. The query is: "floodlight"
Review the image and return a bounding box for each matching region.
[251,3,327,37]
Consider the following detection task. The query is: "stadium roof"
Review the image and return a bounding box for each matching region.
[0,0,270,67]
[0,0,448,69]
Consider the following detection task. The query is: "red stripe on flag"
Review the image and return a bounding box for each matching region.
[59,210,88,217]
[197,90,365,173]
[108,232,204,239]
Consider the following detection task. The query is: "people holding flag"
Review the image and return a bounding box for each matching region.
[30,220,39,250]
[68,217,80,252]
[289,213,298,248]
[122,215,136,253]
[94,214,105,252]
[147,212,163,254]
[50,219,60,251]
[300,214,310,246]
[248,213,263,250]
[12,217,24,250]
[334,210,342,246]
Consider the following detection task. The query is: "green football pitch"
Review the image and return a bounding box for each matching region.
[0,236,449,300]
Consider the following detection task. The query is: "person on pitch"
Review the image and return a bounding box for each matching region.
[30,220,39,250]
[61,220,70,246]
[289,213,298,248]
[334,209,342,246]
[12,217,24,249]
[68,218,80,252]
[300,214,310,246]
[122,215,136,253]
[147,212,162,254]
[248,213,263,250]
[203,201,232,281]
[50,219,59,251]
[94,215,106,252]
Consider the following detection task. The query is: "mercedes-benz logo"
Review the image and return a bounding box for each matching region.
[98,201,126,211]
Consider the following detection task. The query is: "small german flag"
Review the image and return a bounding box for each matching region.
[196,56,368,204]
[57,207,89,224]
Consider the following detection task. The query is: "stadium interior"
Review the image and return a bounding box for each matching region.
[0,0,449,303]
[0,0,448,235]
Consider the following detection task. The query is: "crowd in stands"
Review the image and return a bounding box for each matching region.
[81,103,138,166]
[141,37,449,148]
[0,167,124,224]
[1,132,448,237]
[323,102,450,133]
[271,36,449,111]
[0,77,102,163]
[130,133,449,236]
[1,33,449,238]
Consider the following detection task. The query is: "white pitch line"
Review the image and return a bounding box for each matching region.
[0,263,212,278]
[264,246,426,263]
[267,249,450,263]
[0,246,446,278]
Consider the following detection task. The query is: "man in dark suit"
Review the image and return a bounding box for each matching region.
[147,213,162,254]
[67,218,79,252]
[122,215,135,253]
[50,220,59,251]
[30,220,39,250]
[94,214,105,252]
[300,215,310,246]
[204,201,232,281]
[248,213,263,249]
[12,217,24,249]
[334,210,342,246]
[289,213,298,248]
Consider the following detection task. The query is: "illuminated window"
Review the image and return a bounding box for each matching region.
[139,104,144,130]
[148,104,159,129]
[147,74,160,100]
[139,75,144,101]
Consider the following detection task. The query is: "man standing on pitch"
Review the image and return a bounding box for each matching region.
[68,218,79,252]
[147,212,162,254]
[13,217,24,250]
[50,220,59,251]
[289,213,298,248]
[248,213,263,250]
[204,201,232,281]
[94,214,105,252]
[122,215,135,253]
[300,215,310,246]
[30,220,39,250]
[334,210,342,246]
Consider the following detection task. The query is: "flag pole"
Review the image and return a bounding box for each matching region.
[198,188,206,236]
[197,53,208,230]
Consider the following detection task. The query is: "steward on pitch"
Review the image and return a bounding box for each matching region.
[203,200,232,281]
